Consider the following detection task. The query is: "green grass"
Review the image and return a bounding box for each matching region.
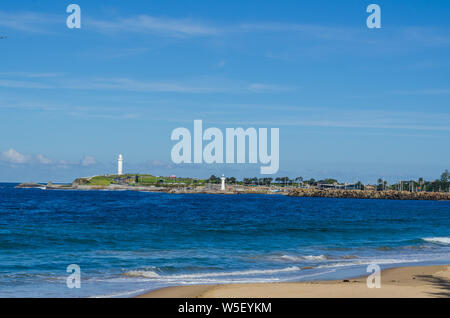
[78,174,208,187]
[87,176,115,186]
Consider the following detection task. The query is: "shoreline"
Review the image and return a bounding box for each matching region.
[137,265,450,298]
[14,183,450,201]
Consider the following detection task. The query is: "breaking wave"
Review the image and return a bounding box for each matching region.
[123,266,301,280]
[423,237,450,245]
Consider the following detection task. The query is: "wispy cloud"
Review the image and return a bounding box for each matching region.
[0,10,58,33]
[87,15,221,37]
[394,88,450,95]
[81,156,97,167]
[248,83,295,93]
[0,149,98,167]
[1,149,30,164]
[0,79,52,89]
[197,108,450,133]
[0,73,294,94]
[400,26,450,46]
[0,72,62,78]
[1,9,449,52]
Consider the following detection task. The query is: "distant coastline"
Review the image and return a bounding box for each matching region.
[15,179,450,201]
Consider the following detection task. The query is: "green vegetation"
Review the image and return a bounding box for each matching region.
[378,169,450,192]
[88,175,116,186]
[77,174,207,187]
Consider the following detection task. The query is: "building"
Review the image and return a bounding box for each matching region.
[221,174,226,191]
[117,154,123,175]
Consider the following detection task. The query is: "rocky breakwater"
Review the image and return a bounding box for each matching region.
[288,188,450,201]
[15,183,46,189]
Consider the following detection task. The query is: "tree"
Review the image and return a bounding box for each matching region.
[226,177,236,185]
[208,175,221,184]
[377,178,383,191]
[441,170,449,183]
[418,177,424,191]
[356,181,364,190]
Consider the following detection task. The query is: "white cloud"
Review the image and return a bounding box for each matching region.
[0,11,57,33]
[0,74,296,95]
[36,154,52,164]
[87,15,220,37]
[81,156,97,166]
[0,79,52,89]
[0,149,98,167]
[217,60,226,68]
[0,72,62,78]
[1,149,30,164]
[248,83,294,93]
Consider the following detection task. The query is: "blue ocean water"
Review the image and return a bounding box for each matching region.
[0,182,449,297]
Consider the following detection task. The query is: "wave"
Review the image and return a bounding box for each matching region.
[123,270,160,278]
[123,266,301,280]
[422,237,450,245]
[318,258,419,269]
[278,254,328,262]
[91,288,149,298]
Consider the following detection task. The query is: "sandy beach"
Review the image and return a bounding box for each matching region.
[137,265,450,298]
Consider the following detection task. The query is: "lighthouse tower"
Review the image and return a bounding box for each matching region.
[117,154,123,175]
[220,174,226,191]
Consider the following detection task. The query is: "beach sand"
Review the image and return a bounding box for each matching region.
[137,265,450,298]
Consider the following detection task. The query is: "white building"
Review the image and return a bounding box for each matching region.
[117,154,123,175]
[221,174,226,191]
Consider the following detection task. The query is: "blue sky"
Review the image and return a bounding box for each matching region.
[0,0,449,183]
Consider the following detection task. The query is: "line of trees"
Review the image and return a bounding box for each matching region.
[205,169,449,192]
[207,175,348,187]
[377,169,449,192]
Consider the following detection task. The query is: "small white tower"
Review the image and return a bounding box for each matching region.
[221,174,226,191]
[117,154,123,175]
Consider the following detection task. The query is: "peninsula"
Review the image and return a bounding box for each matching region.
[15,170,450,201]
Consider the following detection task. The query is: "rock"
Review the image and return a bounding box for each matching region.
[15,183,45,189]
[287,188,450,201]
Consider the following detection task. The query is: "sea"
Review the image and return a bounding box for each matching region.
[0,182,448,297]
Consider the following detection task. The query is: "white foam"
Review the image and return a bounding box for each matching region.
[318,258,419,269]
[279,254,327,261]
[423,237,450,245]
[303,255,328,261]
[163,266,301,279]
[123,266,301,281]
[91,288,148,298]
[123,270,160,278]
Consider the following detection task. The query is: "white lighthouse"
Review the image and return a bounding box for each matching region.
[117,154,123,175]
[221,174,226,191]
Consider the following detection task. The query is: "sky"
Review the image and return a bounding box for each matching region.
[0,0,449,183]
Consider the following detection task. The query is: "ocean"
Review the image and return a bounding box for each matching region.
[0,182,449,297]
